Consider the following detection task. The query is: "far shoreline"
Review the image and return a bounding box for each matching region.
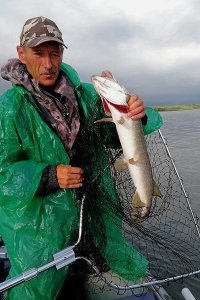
[152,103,200,112]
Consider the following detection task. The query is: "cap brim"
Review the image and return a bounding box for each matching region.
[25,36,67,48]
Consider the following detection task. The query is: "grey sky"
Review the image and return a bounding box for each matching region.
[0,0,200,105]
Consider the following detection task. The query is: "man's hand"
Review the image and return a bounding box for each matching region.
[127,95,146,120]
[56,165,84,189]
[101,70,113,78]
[100,70,146,121]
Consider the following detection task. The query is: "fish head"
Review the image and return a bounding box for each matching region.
[91,75,130,107]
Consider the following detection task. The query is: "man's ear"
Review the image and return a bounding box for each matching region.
[16,46,26,64]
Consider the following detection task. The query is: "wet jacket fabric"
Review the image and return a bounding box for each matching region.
[0,63,163,300]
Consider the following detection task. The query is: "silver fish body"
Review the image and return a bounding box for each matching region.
[91,75,161,221]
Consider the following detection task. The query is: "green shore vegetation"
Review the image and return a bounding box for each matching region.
[152,103,200,112]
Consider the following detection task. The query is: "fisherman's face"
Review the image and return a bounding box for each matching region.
[17,42,63,87]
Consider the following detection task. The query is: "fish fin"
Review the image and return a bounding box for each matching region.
[117,116,125,124]
[131,182,162,224]
[129,158,138,165]
[114,159,128,172]
[153,181,162,198]
[131,192,145,211]
[94,118,113,123]
[131,192,150,224]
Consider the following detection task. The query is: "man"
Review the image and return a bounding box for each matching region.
[0,17,162,300]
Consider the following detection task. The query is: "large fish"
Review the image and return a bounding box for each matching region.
[91,75,162,222]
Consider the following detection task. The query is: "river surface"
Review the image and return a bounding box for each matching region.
[159,109,200,300]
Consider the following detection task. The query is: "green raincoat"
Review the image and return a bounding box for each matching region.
[0,63,163,300]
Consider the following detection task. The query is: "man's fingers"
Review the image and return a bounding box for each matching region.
[101,70,113,78]
[130,111,146,120]
[58,176,84,189]
[127,96,146,120]
[59,181,83,189]
[69,166,84,174]
[56,165,84,189]
[57,164,83,173]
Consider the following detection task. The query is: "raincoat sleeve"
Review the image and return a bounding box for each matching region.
[143,106,163,135]
[0,105,48,213]
[36,165,59,196]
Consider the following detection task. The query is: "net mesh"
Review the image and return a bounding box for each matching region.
[69,103,200,295]
[1,98,200,298]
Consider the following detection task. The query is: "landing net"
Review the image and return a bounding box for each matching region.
[70,113,200,295]
[0,106,200,297]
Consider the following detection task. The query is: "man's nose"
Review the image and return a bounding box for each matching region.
[43,55,53,68]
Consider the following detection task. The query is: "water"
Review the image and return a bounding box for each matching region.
[160,109,200,218]
[158,109,200,299]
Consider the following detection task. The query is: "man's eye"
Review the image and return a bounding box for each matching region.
[52,53,60,57]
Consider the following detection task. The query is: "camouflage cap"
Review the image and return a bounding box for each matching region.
[20,16,67,48]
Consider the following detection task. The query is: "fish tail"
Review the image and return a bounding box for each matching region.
[131,192,144,212]
[131,181,162,223]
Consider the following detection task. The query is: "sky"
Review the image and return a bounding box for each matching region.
[0,0,200,105]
